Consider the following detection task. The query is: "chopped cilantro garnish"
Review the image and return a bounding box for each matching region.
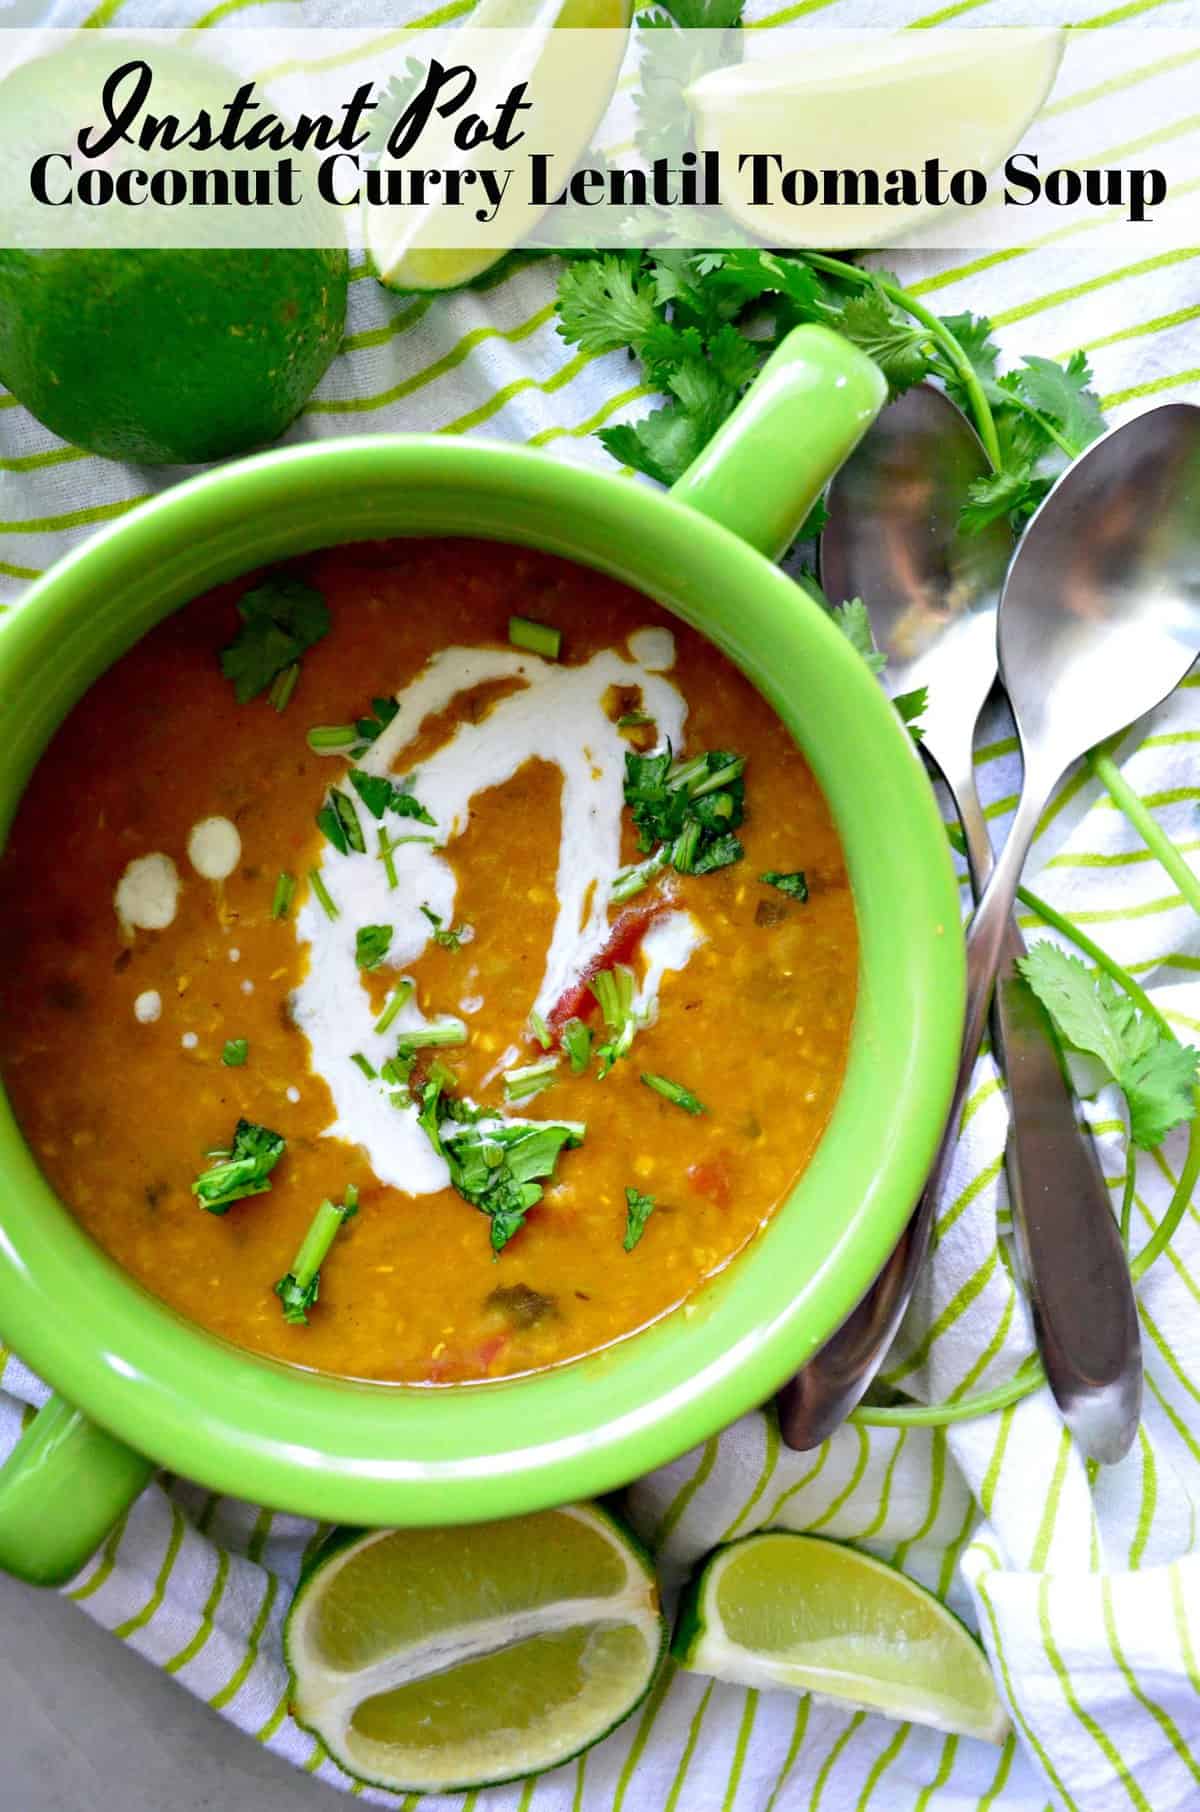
[618,711,654,729]
[528,1008,552,1050]
[355,923,393,971]
[613,847,670,905]
[420,904,472,950]
[350,1051,378,1080]
[623,745,745,882]
[1018,943,1198,1149]
[192,1118,285,1215]
[418,1078,584,1252]
[355,695,400,746]
[623,1185,655,1252]
[221,1038,248,1067]
[273,1185,358,1326]
[308,867,339,922]
[307,723,359,753]
[761,871,809,902]
[505,1057,560,1103]
[562,1017,593,1074]
[374,977,414,1034]
[271,871,296,919]
[641,1071,706,1116]
[348,768,436,826]
[377,826,436,890]
[509,615,562,659]
[219,575,329,706]
[396,1020,467,1053]
[317,789,365,856]
[591,963,643,1077]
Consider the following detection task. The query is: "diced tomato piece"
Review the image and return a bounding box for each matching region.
[476,1333,510,1371]
[545,900,668,1034]
[688,1154,733,1210]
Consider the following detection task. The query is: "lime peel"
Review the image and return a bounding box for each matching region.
[673,1532,1010,1745]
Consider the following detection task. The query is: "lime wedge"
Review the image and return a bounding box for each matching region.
[687,28,1063,250]
[284,1505,667,1792]
[673,1532,1009,1744]
[365,0,632,293]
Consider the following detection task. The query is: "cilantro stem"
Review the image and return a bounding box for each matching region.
[397,1021,467,1052]
[271,871,296,920]
[274,1186,358,1326]
[379,825,398,890]
[374,978,414,1034]
[802,253,1002,472]
[307,724,359,753]
[269,662,300,713]
[509,615,562,659]
[307,868,338,922]
[1089,747,1200,923]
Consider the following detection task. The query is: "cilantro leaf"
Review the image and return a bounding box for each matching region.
[348,768,436,826]
[761,870,808,901]
[355,923,392,970]
[192,1119,285,1215]
[623,1185,656,1251]
[1017,943,1198,1149]
[316,789,366,857]
[219,576,329,705]
[355,696,399,747]
[221,1038,249,1067]
[1015,352,1106,456]
[829,597,886,675]
[556,255,660,355]
[827,288,931,396]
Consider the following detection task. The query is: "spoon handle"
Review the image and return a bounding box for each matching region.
[776,780,1048,1450]
[957,781,1141,1465]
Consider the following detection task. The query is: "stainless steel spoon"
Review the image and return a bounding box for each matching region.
[781,400,1200,1458]
[779,383,1142,1464]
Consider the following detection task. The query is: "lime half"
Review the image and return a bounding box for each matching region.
[688,28,1063,250]
[673,1533,1009,1744]
[285,1504,667,1792]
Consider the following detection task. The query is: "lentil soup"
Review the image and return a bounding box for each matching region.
[0,539,857,1383]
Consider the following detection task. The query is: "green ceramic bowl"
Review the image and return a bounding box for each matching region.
[0,328,964,1586]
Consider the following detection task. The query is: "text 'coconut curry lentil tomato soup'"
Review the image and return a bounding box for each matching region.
[0,541,857,1383]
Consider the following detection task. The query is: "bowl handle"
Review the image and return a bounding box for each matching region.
[0,1393,153,1588]
[669,323,887,559]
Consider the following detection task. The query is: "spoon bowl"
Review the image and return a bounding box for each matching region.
[999,403,1200,781]
[819,382,1013,773]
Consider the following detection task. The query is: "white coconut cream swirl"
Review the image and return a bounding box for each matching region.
[292,634,701,1193]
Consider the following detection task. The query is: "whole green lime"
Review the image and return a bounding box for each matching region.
[0,248,348,464]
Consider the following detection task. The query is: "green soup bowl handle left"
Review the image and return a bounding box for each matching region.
[0,1395,153,1587]
[0,321,889,1587]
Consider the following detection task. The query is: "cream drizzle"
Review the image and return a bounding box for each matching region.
[292,634,699,1194]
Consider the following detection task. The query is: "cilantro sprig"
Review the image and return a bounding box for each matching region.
[1018,943,1198,1151]
[555,249,1105,539]
[623,1185,656,1251]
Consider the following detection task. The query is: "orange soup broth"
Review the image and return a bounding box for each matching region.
[0,539,857,1382]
